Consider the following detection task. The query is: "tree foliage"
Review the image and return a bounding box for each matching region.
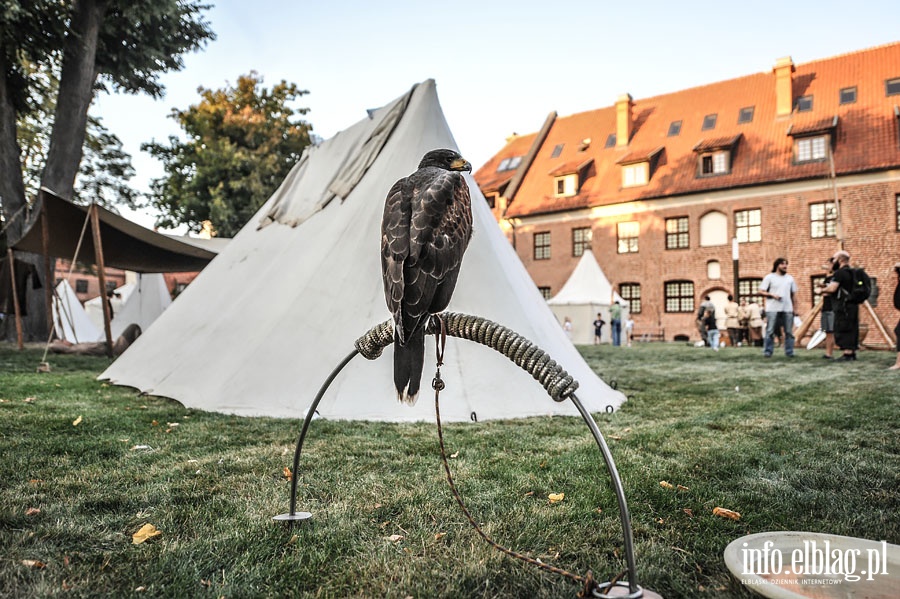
[0,0,214,340]
[143,73,313,237]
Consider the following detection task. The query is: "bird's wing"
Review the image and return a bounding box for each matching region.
[381,178,411,342]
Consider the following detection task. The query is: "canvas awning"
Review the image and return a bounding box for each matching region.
[11,189,218,272]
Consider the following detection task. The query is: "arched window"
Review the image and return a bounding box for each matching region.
[699,211,728,247]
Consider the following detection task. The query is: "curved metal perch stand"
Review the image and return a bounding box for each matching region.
[274,312,651,599]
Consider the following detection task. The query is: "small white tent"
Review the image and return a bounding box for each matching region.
[101,80,626,421]
[85,274,172,339]
[548,252,627,345]
[52,280,101,343]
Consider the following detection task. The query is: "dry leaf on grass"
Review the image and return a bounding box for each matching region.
[548,492,565,503]
[72,415,82,426]
[712,507,741,521]
[130,445,152,451]
[282,467,292,480]
[677,484,690,491]
[21,560,46,569]
[132,523,162,544]
[25,507,40,516]
[386,534,404,542]
[659,481,674,489]
[450,451,459,458]
[24,397,36,403]
[434,532,446,540]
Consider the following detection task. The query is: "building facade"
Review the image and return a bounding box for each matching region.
[475,43,900,342]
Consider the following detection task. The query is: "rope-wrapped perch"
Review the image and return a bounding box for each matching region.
[354,312,579,401]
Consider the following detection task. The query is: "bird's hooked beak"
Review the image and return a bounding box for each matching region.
[450,157,472,173]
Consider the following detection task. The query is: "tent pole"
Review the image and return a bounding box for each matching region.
[863,300,896,347]
[794,300,823,343]
[40,200,53,334]
[7,249,24,350]
[90,204,114,358]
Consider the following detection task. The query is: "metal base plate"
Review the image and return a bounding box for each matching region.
[273,512,312,523]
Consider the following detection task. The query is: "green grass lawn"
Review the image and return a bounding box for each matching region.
[1,342,897,598]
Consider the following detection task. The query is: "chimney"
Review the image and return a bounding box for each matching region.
[616,93,633,147]
[773,56,795,117]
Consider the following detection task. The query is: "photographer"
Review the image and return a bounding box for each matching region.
[891,262,900,371]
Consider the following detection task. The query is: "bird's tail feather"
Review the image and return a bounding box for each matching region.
[394,327,425,405]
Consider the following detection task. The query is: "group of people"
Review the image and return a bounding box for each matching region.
[696,294,764,349]
[588,303,633,346]
[698,253,900,370]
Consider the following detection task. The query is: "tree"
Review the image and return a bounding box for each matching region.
[143,72,313,237]
[0,0,214,340]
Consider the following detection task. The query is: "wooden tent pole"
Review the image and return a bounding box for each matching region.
[794,300,823,342]
[7,249,24,350]
[863,300,896,347]
[90,204,113,358]
[40,204,53,332]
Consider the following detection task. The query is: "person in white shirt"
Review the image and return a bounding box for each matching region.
[759,257,798,357]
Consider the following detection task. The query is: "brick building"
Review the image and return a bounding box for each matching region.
[475,43,900,343]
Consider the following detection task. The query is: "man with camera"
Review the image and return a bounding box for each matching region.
[821,251,859,361]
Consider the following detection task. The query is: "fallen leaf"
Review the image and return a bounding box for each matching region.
[25,507,40,516]
[683,508,694,517]
[286,534,298,545]
[167,422,179,428]
[712,507,741,521]
[201,579,212,587]
[72,415,83,426]
[151,420,159,427]
[135,586,146,592]
[24,397,36,403]
[596,508,603,514]
[659,481,674,489]
[434,532,446,540]
[61,580,73,590]
[677,484,690,491]
[282,467,292,480]
[29,479,43,485]
[656,518,665,524]
[450,451,459,458]
[22,560,46,569]
[131,445,152,451]
[523,491,534,497]
[548,492,565,503]
[386,534,404,542]
[132,523,162,544]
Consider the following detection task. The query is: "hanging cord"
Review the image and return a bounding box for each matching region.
[428,314,614,598]
[0,200,30,238]
[39,207,92,364]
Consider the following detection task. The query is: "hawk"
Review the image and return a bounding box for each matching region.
[381,149,473,404]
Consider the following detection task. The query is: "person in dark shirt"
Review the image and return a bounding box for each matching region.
[592,313,606,345]
[815,258,837,359]
[822,251,858,361]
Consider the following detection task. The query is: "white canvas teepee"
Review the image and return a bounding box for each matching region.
[52,280,101,343]
[547,251,627,345]
[101,80,626,421]
[86,274,172,340]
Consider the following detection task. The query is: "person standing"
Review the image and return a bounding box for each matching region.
[821,251,858,361]
[747,300,764,346]
[563,316,573,340]
[696,295,715,346]
[889,262,900,370]
[724,294,741,347]
[759,257,798,357]
[814,258,837,359]
[610,301,623,346]
[737,298,751,346]
[592,313,606,345]
[624,316,635,347]
[703,308,720,351]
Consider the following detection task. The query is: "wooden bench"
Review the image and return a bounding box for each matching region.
[633,328,665,342]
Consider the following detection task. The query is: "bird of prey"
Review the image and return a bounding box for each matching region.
[381,148,473,404]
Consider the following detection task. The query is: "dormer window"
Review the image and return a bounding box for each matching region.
[496,156,522,172]
[622,163,648,187]
[617,147,663,188]
[787,117,838,164]
[550,158,593,198]
[693,135,741,177]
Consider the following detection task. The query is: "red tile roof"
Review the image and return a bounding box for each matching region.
[485,42,900,219]
[472,132,537,194]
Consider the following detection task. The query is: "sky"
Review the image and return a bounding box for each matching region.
[91,0,900,230]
